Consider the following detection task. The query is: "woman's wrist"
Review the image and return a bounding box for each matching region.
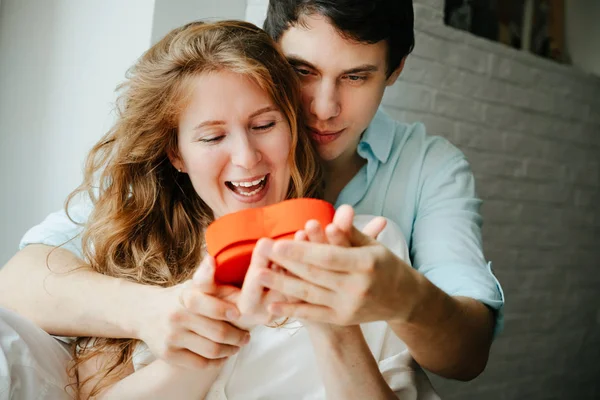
[306,324,363,350]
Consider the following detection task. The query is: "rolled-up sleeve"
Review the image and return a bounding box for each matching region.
[19,197,92,260]
[412,152,505,337]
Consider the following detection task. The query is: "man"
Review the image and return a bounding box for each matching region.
[0,0,503,390]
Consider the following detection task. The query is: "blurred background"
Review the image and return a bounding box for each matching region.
[0,0,599,398]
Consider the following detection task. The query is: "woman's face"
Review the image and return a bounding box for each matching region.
[175,70,292,219]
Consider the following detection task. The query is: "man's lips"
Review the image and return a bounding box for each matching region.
[309,127,344,136]
[308,127,345,145]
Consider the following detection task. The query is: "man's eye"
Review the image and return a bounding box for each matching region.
[294,68,311,76]
[253,122,276,131]
[346,75,367,82]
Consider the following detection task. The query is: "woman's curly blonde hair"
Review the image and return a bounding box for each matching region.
[64,20,323,397]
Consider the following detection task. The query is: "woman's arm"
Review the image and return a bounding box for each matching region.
[307,325,396,400]
[78,350,224,400]
[0,245,249,369]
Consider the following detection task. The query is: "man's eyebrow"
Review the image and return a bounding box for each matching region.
[193,106,278,130]
[342,64,379,74]
[286,55,379,75]
[286,55,319,71]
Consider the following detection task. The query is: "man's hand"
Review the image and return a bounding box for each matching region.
[247,205,422,326]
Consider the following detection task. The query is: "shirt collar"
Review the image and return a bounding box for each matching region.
[358,107,396,164]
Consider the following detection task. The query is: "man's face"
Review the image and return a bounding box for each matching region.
[279,14,402,162]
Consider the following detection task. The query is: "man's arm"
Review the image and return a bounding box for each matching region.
[0,244,147,338]
[0,202,248,368]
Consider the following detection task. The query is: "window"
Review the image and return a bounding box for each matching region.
[444,0,566,63]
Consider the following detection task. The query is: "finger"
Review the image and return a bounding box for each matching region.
[258,268,334,306]
[238,238,274,314]
[178,330,241,360]
[346,224,378,247]
[184,314,250,347]
[192,255,217,293]
[268,302,334,323]
[361,216,387,239]
[305,220,327,244]
[270,240,370,272]
[181,289,240,322]
[332,204,355,233]
[325,223,351,247]
[262,251,343,290]
[294,230,308,242]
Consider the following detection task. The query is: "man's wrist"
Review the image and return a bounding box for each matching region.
[388,268,437,326]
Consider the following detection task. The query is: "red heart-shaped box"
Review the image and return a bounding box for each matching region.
[205,198,335,287]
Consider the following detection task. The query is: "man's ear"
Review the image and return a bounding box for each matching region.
[385,57,406,87]
[167,149,185,173]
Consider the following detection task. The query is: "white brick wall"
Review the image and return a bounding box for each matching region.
[246,1,600,398]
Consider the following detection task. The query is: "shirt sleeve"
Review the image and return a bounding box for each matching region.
[411,143,505,337]
[19,195,92,260]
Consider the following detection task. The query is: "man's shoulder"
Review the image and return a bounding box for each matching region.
[381,112,465,169]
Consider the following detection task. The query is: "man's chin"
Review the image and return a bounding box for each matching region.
[316,144,343,162]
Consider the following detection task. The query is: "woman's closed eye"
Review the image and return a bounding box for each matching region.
[252,121,276,132]
[198,134,225,143]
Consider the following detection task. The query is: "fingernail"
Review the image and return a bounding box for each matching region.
[242,334,251,345]
[226,309,240,320]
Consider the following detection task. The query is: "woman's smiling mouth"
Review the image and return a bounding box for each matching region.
[226,174,270,202]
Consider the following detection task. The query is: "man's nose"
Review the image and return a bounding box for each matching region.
[309,79,341,122]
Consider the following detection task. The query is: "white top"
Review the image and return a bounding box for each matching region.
[132,215,439,400]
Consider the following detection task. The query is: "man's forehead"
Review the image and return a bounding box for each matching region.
[278,15,387,73]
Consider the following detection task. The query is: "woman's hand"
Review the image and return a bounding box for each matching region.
[135,265,251,370]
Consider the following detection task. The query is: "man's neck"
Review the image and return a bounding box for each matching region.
[324,150,367,204]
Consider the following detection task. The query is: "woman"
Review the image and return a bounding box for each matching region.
[36,20,435,399]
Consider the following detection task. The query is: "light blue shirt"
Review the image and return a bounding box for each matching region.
[20,108,504,334]
[336,108,504,334]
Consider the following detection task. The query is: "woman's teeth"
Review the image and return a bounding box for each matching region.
[230,176,266,188]
[228,175,267,196]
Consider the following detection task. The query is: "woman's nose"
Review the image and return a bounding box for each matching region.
[230,133,262,170]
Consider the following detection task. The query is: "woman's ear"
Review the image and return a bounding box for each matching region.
[385,57,406,87]
[167,150,185,173]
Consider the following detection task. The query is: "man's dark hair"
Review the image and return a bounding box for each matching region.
[263,0,415,76]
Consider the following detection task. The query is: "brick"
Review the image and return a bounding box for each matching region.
[413,3,442,25]
[404,110,455,138]
[414,32,488,74]
[465,151,526,179]
[399,55,446,88]
[412,31,444,61]
[454,122,504,152]
[382,81,433,112]
[574,188,599,208]
[414,0,444,10]
[489,54,540,87]
[524,159,566,182]
[502,132,548,159]
[481,199,523,224]
[565,161,600,187]
[483,104,527,131]
[433,92,483,123]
